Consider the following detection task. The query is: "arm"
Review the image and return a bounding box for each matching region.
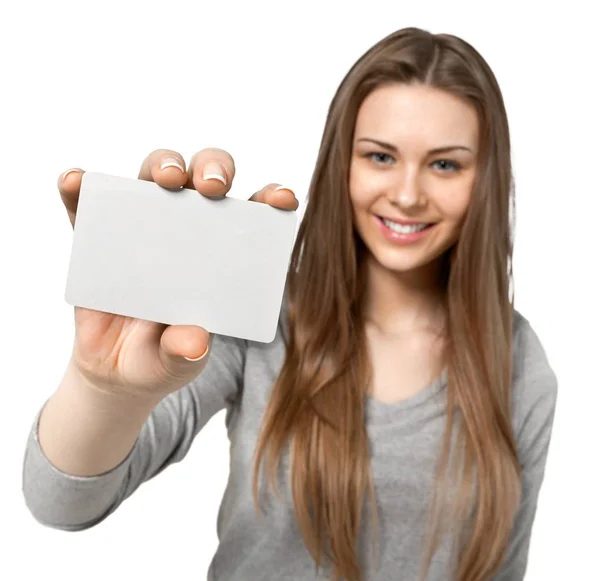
[492,316,558,580]
[22,333,245,530]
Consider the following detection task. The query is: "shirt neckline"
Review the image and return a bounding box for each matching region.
[365,368,448,425]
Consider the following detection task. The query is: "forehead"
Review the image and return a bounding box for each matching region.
[354,83,479,149]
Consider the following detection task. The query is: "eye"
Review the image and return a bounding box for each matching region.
[363,152,395,165]
[431,159,461,172]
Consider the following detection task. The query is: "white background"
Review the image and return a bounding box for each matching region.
[1,1,598,579]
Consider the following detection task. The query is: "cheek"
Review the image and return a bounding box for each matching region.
[349,162,385,213]
[434,180,473,225]
[348,168,368,216]
[440,197,470,224]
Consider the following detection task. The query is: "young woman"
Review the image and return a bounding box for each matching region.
[23,27,557,581]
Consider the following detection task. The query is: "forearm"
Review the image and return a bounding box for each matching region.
[37,359,162,477]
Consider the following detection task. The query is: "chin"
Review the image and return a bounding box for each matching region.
[368,247,444,274]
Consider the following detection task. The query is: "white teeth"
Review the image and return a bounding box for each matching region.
[382,218,429,234]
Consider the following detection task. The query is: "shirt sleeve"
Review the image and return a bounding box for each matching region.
[492,315,558,580]
[22,333,246,531]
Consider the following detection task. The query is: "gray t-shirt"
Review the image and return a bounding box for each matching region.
[22,309,557,580]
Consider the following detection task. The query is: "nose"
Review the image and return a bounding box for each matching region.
[387,173,427,210]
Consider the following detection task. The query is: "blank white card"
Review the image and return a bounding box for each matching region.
[65,172,297,343]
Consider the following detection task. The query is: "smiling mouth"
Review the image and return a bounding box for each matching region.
[379,217,436,234]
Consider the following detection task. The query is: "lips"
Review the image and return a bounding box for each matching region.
[374,215,437,244]
[378,215,435,227]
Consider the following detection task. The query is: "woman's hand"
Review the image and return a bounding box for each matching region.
[58,147,298,402]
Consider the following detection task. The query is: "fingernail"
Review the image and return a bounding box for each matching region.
[160,157,184,172]
[184,345,209,362]
[275,185,294,194]
[202,162,227,185]
[61,169,79,181]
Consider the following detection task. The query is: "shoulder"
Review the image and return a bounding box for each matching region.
[512,310,558,400]
[512,311,555,380]
[511,310,559,465]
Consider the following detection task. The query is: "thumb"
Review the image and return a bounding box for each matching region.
[159,324,211,375]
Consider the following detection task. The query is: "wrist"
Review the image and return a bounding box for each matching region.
[65,358,163,418]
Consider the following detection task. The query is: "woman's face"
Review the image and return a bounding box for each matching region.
[349,83,479,275]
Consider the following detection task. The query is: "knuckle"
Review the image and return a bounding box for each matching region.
[207,146,230,157]
[205,147,235,167]
[148,148,167,159]
[149,149,182,164]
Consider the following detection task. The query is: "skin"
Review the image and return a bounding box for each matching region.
[348,83,480,402]
[58,147,297,374]
[39,84,479,475]
[39,149,298,476]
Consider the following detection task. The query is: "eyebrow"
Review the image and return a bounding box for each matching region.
[357,137,473,155]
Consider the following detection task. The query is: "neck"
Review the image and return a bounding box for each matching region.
[363,254,447,335]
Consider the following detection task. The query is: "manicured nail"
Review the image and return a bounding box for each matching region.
[61,169,79,181]
[160,157,184,172]
[184,345,209,362]
[202,162,227,185]
[275,185,294,194]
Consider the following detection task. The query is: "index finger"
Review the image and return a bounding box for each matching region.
[186,147,237,198]
[137,149,188,189]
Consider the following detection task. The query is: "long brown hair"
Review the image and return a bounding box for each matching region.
[252,27,520,581]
